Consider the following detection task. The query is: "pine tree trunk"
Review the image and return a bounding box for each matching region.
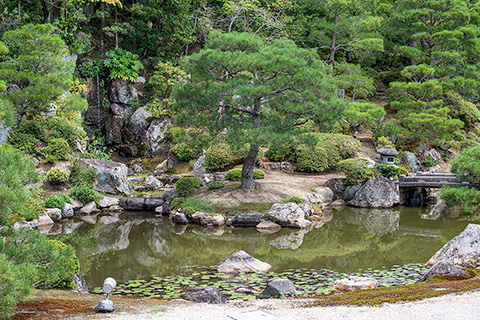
[240,144,260,190]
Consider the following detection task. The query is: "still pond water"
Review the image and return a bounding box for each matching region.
[54,206,471,289]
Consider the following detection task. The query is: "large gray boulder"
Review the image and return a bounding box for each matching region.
[347,176,399,208]
[122,107,153,144]
[218,250,272,274]
[144,118,169,157]
[82,159,132,195]
[105,115,125,145]
[108,77,145,105]
[405,151,420,173]
[428,224,480,268]
[260,279,296,298]
[190,212,225,227]
[418,261,467,282]
[193,155,207,178]
[181,287,226,304]
[266,203,312,228]
[229,213,265,227]
[0,122,11,145]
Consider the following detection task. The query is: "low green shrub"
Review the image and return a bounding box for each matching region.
[0,253,33,318]
[0,230,80,289]
[208,181,225,190]
[295,144,329,173]
[47,167,69,185]
[70,184,97,203]
[378,164,408,180]
[18,119,45,138]
[283,197,304,204]
[170,143,195,162]
[70,166,96,187]
[175,177,201,197]
[205,142,233,171]
[45,194,72,210]
[337,158,377,185]
[45,138,70,163]
[422,155,436,168]
[253,169,265,179]
[9,131,41,156]
[225,168,265,180]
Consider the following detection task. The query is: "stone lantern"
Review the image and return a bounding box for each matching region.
[377,145,398,165]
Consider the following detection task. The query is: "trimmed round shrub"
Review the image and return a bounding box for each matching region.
[337,158,377,185]
[45,194,72,210]
[175,177,201,197]
[70,184,97,203]
[47,117,87,145]
[70,166,96,187]
[47,167,69,185]
[295,144,329,173]
[205,142,233,171]
[378,164,409,180]
[45,138,70,163]
[225,168,242,181]
[226,168,265,181]
[265,143,294,162]
[253,169,265,179]
[208,181,225,190]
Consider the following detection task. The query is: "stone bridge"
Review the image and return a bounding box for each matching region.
[397,173,478,206]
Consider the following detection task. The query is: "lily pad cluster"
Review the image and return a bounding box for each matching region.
[92,263,429,300]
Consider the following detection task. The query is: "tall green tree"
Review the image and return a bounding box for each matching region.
[173,32,346,189]
[343,102,386,138]
[0,24,74,125]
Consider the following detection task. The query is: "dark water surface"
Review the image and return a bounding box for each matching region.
[53,206,471,289]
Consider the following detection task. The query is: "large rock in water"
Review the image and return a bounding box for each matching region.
[218,250,272,274]
[260,279,296,298]
[82,159,132,195]
[181,287,226,304]
[418,261,467,282]
[347,176,399,208]
[266,203,312,228]
[428,224,480,268]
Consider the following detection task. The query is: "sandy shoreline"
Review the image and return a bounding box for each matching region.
[90,290,480,320]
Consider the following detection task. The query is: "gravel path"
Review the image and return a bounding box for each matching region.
[92,290,480,320]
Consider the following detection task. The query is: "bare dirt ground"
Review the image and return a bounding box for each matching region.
[198,171,344,206]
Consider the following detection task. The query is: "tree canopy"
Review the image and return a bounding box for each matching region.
[173,31,346,189]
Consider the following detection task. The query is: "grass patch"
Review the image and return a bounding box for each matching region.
[308,275,480,307]
[177,198,272,217]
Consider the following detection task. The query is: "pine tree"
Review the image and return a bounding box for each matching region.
[173,32,346,189]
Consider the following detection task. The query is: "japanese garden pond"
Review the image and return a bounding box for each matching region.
[52,206,472,299]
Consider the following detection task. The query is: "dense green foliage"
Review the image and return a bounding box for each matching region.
[175,177,201,197]
[103,48,143,82]
[208,181,226,190]
[441,186,480,218]
[70,165,97,187]
[45,194,72,210]
[47,167,69,186]
[70,184,97,204]
[450,147,480,184]
[336,158,378,185]
[45,138,70,163]
[0,145,40,225]
[205,142,234,171]
[225,168,265,181]
[0,254,32,318]
[0,230,80,289]
[378,164,409,180]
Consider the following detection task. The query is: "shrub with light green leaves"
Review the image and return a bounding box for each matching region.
[294,144,329,173]
[337,158,378,185]
[45,194,71,210]
[175,177,201,197]
[225,168,265,181]
[45,138,70,163]
[441,186,480,217]
[70,166,96,187]
[205,142,233,171]
[47,167,69,185]
[103,48,143,82]
[378,164,408,180]
[171,143,195,162]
